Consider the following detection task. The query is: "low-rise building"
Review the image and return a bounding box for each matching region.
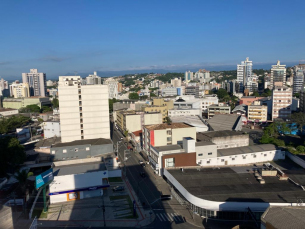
[171,116,209,132]
[231,104,247,117]
[207,114,243,131]
[162,87,177,97]
[239,96,262,105]
[168,108,202,117]
[42,121,61,139]
[143,98,173,122]
[2,97,51,109]
[207,103,231,119]
[0,108,19,117]
[201,95,219,112]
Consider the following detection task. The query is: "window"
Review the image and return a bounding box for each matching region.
[207,161,210,164]
[167,130,172,135]
[75,148,78,152]
[51,150,55,154]
[253,155,256,158]
[198,153,203,156]
[208,152,212,155]
[232,158,235,161]
[221,159,224,162]
[264,154,267,157]
[167,137,172,142]
[86,147,90,151]
[225,145,228,148]
[165,158,175,167]
[63,149,67,153]
[243,156,246,159]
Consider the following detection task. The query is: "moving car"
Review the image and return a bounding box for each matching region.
[112,186,125,192]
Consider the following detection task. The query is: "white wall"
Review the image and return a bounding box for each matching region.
[43,122,61,139]
[108,169,122,178]
[50,193,67,204]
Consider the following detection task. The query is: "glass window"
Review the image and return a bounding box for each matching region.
[165,158,175,167]
[198,153,203,156]
[208,152,212,155]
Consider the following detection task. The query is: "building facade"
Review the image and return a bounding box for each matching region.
[272,86,292,121]
[208,103,231,119]
[0,78,9,97]
[247,104,268,122]
[237,57,253,92]
[201,95,219,112]
[10,82,30,98]
[58,76,110,143]
[42,121,61,139]
[293,69,304,95]
[103,78,118,99]
[168,108,202,117]
[2,97,51,109]
[143,98,173,122]
[162,87,177,97]
[22,69,47,97]
[86,71,102,85]
[185,71,194,82]
[270,61,286,88]
[170,78,182,87]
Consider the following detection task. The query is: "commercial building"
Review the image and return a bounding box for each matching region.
[184,71,193,82]
[86,71,102,85]
[142,123,196,155]
[207,114,243,131]
[0,78,9,97]
[116,110,162,133]
[162,87,178,97]
[171,116,209,132]
[113,100,148,111]
[50,138,113,161]
[42,121,61,139]
[58,76,110,143]
[237,57,253,92]
[0,108,19,117]
[248,103,268,122]
[143,98,173,122]
[10,82,30,98]
[201,95,219,112]
[2,97,51,109]
[272,86,292,121]
[185,86,200,97]
[207,103,231,119]
[174,98,202,113]
[22,69,47,97]
[270,60,286,88]
[293,69,304,94]
[103,78,118,99]
[197,130,249,149]
[168,108,202,118]
[170,78,182,87]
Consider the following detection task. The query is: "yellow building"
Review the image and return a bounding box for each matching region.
[248,105,268,122]
[143,98,173,122]
[11,82,30,98]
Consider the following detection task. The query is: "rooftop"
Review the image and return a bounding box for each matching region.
[196,141,216,146]
[152,144,182,152]
[217,144,276,157]
[0,108,18,111]
[207,114,242,131]
[132,130,142,136]
[52,138,112,148]
[53,162,106,176]
[35,137,61,148]
[144,123,193,130]
[197,130,245,141]
[232,104,247,113]
[171,116,208,129]
[167,163,305,203]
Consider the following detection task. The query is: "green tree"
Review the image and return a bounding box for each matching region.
[41,106,52,113]
[0,137,26,176]
[14,170,31,194]
[52,98,59,108]
[296,145,305,153]
[140,95,148,100]
[166,117,172,125]
[129,93,139,100]
[261,88,272,97]
[252,90,260,97]
[20,104,40,113]
[150,92,157,97]
[108,98,118,113]
[124,130,129,137]
[0,115,30,134]
[291,112,305,133]
[216,88,229,100]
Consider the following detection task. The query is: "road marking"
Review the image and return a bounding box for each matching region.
[159,213,166,221]
[156,214,163,221]
[167,213,173,221]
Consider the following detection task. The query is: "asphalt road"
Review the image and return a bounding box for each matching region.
[111,122,197,229]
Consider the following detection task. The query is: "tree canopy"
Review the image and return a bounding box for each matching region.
[0,115,30,134]
[156,73,184,83]
[52,98,59,108]
[129,93,139,100]
[216,88,229,100]
[19,104,41,113]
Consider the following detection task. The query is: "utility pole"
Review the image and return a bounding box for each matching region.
[102,194,106,227]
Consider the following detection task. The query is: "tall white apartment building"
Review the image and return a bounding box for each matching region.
[22,69,47,97]
[185,71,194,82]
[293,69,304,94]
[47,80,54,87]
[195,69,211,83]
[237,57,253,92]
[0,78,9,96]
[58,76,110,143]
[103,78,118,99]
[170,78,182,87]
[270,61,286,88]
[10,82,30,98]
[86,71,102,85]
[272,86,292,121]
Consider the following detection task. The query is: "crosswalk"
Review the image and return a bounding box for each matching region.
[156,212,184,222]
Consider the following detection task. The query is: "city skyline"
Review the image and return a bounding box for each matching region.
[1,0,305,79]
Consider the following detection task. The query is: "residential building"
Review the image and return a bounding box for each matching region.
[103,78,118,99]
[0,108,19,117]
[272,86,292,121]
[293,69,304,94]
[143,98,173,122]
[270,60,286,88]
[162,87,177,97]
[237,57,253,92]
[168,108,201,117]
[86,71,102,85]
[201,95,219,112]
[174,98,202,112]
[184,71,193,82]
[58,76,110,143]
[116,110,162,133]
[239,96,262,105]
[46,80,54,87]
[207,103,231,119]
[22,69,47,97]
[195,69,211,83]
[142,123,196,155]
[10,82,30,98]
[170,78,182,87]
[2,97,51,109]
[48,88,58,97]
[291,97,299,112]
[42,121,61,139]
[248,102,268,122]
[300,83,305,113]
[207,114,243,131]
[0,78,9,97]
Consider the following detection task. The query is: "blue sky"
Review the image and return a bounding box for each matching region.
[0,0,304,79]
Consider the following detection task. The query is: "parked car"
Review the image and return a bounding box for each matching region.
[112,186,124,192]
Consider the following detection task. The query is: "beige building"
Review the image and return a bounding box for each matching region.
[3,97,51,109]
[10,82,30,98]
[272,86,292,121]
[116,110,162,133]
[143,98,173,122]
[248,102,268,122]
[170,78,182,87]
[208,103,231,119]
[142,123,196,155]
[58,76,110,143]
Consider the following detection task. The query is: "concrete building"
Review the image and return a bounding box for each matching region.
[50,138,113,161]
[103,78,118,99]
[168,108,202,117]
[2,97,51,109]
[0,108,19,117]
[300,83,305,113]
[270,60,286,88]
[116,110,162,133]
[42,121,61,139]
[170,78,182,87]
[0,78,9,97]
[10,82,30,98]
[48,88,58,97]
[272,86,292,121]
[86,71,102,85]
[46,80,54,87]
[143,98,173,122]
[184,71,193,82]
[171,116,209,132]
[58,76,110,143]
[293,69,304,94]
[237,57,253,92]
[248,103,268,122]
[142,123,196,155]
[118,82,123,93]
[239,96,262,105]
[174,98,202,113]
[201,95,219,112]
[185,86,199,97]
[162,87,177,97]
[207,103,231,119]
[113,100,148,112]
[22,69,47,97]
[232,104,247,117]
[195,69,211,83]
[207,114,243,131]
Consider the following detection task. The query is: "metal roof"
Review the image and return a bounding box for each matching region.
[217,144,276,157]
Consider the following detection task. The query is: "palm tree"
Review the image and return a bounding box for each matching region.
[14,170,31,194]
